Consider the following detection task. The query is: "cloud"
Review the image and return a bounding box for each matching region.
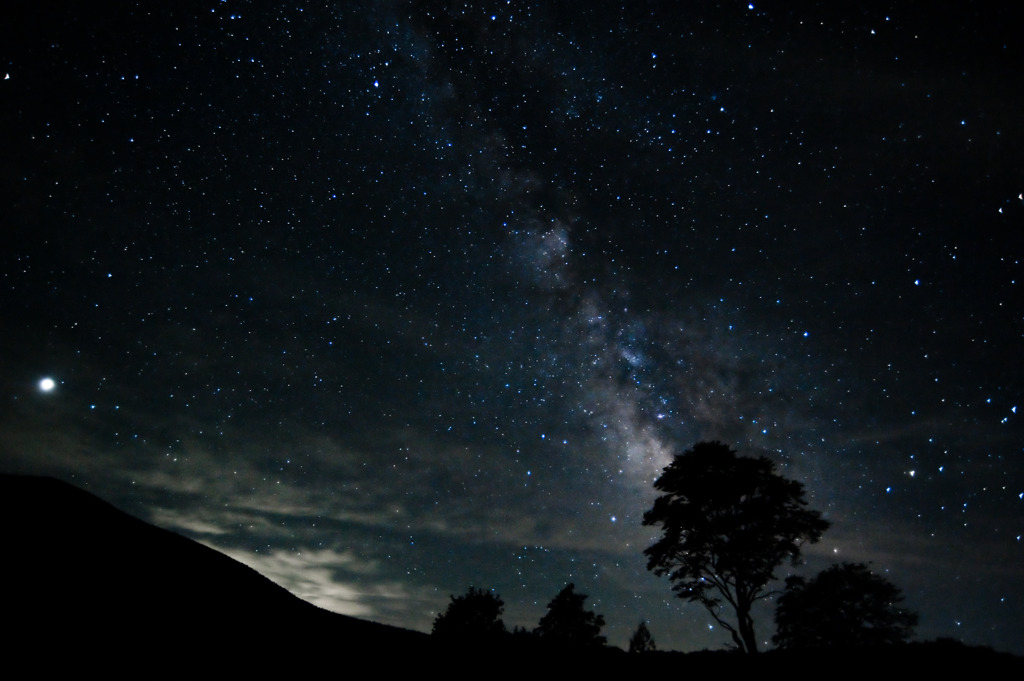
[211,546,382,618]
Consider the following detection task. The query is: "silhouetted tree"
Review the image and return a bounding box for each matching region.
[773,562,918,649]
[642,441,830,653]
[628,620,656,653]
[431,586,506,640]
[534,583,606,648]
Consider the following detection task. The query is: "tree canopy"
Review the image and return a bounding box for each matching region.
[773,562,918,649]
[533,583,607,648]
[431,586,507,640]
[642,441,830,653]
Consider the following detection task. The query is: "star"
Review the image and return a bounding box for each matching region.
[2,2,1021,656]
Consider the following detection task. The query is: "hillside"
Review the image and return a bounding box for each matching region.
[0,474,428,669]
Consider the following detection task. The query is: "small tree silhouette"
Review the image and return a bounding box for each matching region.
[534,583,606,648]
[773,562,918,649]
[431,586,506,640]
[628,621,656,653]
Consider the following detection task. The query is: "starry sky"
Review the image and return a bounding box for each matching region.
[2,1,1022,654]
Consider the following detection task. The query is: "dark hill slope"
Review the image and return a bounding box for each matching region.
[0,474,427,668]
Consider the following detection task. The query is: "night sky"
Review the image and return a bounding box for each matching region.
[2,1,1022,654]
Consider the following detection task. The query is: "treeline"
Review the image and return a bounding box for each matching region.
[432,583,611,649]
[432,441,920,654]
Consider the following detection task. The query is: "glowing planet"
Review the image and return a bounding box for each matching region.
[39,377,56,392]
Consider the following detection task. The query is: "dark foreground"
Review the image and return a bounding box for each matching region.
[2,474,1019,673]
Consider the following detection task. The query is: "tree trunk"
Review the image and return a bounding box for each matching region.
[737,603,759,653]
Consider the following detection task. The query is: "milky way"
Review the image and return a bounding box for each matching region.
[2,2,1021,652]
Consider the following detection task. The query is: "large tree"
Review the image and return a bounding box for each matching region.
[642,441,829,653]
[773,562,918,649]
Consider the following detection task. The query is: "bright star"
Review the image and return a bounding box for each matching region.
[39,377,56,392]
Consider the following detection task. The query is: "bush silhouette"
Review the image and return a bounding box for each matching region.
[432,586,506,640]
[534,583,606,648]
[773,562,918,649]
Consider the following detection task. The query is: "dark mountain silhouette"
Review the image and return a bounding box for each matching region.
[0,473,428,670]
